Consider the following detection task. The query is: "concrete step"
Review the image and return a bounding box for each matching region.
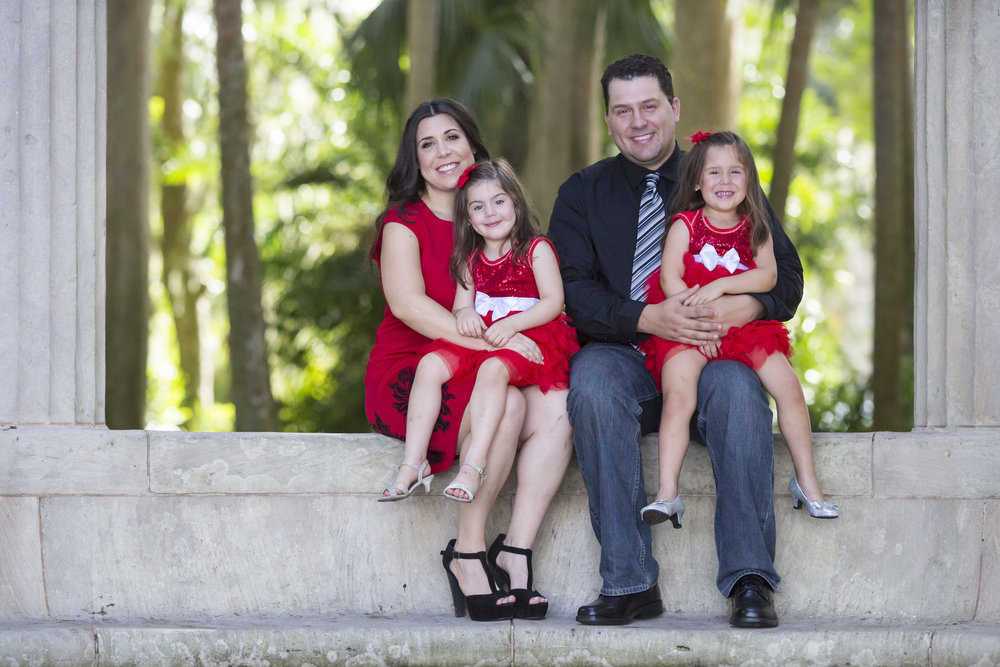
[2,425,1000,663]
[1,616,998,665]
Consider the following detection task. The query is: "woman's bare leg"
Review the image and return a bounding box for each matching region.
[495,386,572,605]
[449,385,523,604]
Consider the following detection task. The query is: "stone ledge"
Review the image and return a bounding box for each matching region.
[3,427,1000,626]
[0,616,998,666]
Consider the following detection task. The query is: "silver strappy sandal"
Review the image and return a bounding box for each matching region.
[377,460,434,502]
[443,461,486,503]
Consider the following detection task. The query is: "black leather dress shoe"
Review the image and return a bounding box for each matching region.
[576,584,664,625]
[728,574,778,628]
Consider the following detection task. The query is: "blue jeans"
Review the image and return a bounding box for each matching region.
[567,343,780,597]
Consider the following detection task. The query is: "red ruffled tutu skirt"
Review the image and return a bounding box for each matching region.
[426,314,580,394]
[639,267,792,392]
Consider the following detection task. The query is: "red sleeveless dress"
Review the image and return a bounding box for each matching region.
[640,209,792,391]
[426,237,579,393]
[364,201,477,474]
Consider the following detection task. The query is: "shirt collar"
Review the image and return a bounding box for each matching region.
[618,141,683,192]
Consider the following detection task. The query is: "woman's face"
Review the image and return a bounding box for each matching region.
[415,114,476,196]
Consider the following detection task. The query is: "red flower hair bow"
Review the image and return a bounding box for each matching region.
[688,130,712,145]
[457,164,477,189]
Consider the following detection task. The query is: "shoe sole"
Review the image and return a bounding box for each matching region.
[575,599,664,625]
[641,509,682,528]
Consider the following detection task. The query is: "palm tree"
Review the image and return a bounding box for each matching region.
[214,0,278,431]
[872,0,914,430]
[768,0,823,220]
[107,0,152,429]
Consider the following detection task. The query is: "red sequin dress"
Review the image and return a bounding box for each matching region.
[427,237,580,393]
[640,209,792,391]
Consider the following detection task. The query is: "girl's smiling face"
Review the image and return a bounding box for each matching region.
[698,144,747,224]
[465,179,517,253]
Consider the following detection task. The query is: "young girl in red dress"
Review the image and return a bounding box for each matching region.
[380,158,578,505]
[639,131,837,529]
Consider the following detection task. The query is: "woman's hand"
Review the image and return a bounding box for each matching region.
[500,333,543,364]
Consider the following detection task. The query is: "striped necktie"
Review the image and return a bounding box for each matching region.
[630,173,666,300]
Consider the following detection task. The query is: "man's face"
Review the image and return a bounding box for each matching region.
[604,76,680,171]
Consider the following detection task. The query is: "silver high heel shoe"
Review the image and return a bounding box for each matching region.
[444,461,486,503]
[789,476,839,518]
[640,496,685,528]
[377,460,434,502]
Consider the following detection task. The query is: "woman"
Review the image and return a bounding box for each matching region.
[365,99,572,620]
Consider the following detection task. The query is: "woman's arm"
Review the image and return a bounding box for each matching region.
[380,222,490,348]
[482,240,565,347]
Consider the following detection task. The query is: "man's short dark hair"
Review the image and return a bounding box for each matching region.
[601,54,674,112]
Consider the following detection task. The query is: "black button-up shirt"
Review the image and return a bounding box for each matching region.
[548,145,804,346]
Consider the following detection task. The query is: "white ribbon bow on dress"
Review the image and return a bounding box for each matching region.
[475,292,540,319]
[694,243,748,274]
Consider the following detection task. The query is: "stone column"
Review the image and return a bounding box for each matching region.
[0,0,106,425]
[914,0,1000,427]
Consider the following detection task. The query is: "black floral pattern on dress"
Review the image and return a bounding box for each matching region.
[388,367,457,435]
[389,367,415,415]
[372,413,404,441]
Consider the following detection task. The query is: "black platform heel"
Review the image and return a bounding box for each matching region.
[440,539,515,622]
[487,533,548,620]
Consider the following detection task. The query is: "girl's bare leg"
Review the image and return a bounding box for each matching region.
[756,354,824,501]
[446,358,512,501]
[384,353,452,495]
[654,349,706,502]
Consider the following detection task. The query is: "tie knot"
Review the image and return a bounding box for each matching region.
[644,173,660,189]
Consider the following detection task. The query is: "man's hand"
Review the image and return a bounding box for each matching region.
[638,285,723,345]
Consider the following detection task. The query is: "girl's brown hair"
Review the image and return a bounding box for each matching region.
[449,158,540,287]
[670,131,771,251]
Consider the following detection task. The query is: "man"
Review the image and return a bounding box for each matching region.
[548,54,803,628]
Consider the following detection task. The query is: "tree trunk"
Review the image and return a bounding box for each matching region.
[673,0,741,141]
[524,0,604,227]
[872,0,914,431]
[158,0,204,428]
[405,0,439,113]
[214,0,278,432]
[106,0,152,429]
[769,0,822,220]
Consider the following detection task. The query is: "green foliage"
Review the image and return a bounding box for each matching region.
[739,1,876,431]
[144,0,886,434]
